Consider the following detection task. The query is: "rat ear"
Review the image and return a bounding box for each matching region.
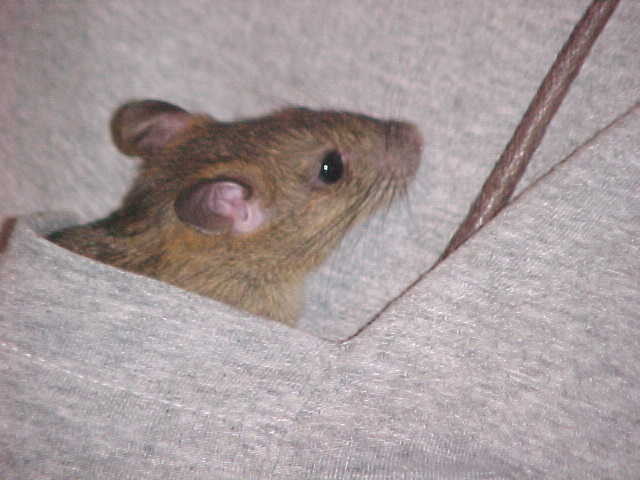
[111,99,194,157]
[174,178,267,235]
[273,106,312,120]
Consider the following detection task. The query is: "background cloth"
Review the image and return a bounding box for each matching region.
[1,1,639,478]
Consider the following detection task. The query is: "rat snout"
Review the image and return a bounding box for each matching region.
[382,120,423,180]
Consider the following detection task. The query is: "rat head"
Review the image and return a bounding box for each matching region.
[111,99,423,275]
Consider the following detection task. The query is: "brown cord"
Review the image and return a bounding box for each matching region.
[343,0,621,342]
[437,0,621,263]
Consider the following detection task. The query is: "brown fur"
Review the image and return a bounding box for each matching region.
[48,101,422,325]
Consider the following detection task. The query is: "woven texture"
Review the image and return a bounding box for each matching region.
[1,1,639,478]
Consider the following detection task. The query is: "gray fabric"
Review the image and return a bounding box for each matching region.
[2,104,639,479]
[1,0,640,478]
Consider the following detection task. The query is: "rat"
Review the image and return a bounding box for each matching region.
[48,100,423,326]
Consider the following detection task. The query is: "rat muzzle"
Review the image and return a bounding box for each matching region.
[382,120,424,181]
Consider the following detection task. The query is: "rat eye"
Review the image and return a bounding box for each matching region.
[319,150,343,184]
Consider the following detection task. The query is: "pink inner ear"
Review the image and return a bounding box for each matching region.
[134,112,192,155]
[208,182,266,234]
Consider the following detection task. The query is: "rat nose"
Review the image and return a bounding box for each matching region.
[383,120,424,179]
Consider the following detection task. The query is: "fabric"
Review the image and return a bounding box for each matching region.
[1,1,639,478]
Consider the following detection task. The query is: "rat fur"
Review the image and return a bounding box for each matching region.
[49,100,422,325]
